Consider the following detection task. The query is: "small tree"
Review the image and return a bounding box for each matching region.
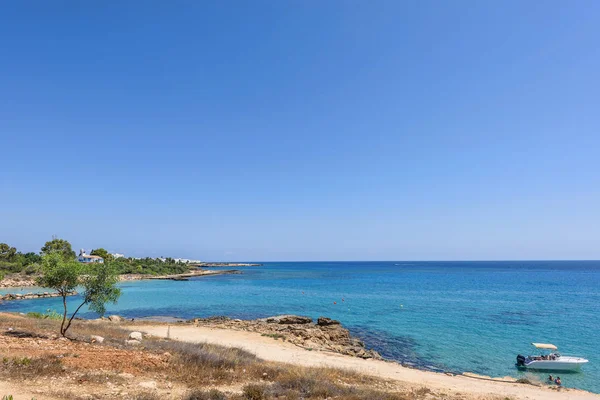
[36,253,121,337]
[41,237,76,261]
[0,243,17,261]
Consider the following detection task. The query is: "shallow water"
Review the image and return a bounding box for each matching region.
[2,261,599,392]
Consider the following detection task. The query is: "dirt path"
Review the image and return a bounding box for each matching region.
[130,324,600,400]
[0,380,60,400]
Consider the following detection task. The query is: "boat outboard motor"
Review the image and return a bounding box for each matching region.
[516,354,526,366]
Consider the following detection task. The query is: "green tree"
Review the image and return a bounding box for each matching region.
[23,252,42,265]
[90,248,113,262]
[0,243,17,261]
[40,238,76,261]
[36,253,121,337]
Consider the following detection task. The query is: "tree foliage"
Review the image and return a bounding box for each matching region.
[90,248,113,262]
[40,238,76,261]
[0,243,17,261]
[2,239,192,279]
[36,253,121,336]
[110,257,189,275]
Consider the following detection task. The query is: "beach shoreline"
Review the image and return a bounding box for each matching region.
[126,320,600,400]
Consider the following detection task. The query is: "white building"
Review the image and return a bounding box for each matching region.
[78,249,104,264]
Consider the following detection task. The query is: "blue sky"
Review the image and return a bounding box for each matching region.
[1,1,599,261]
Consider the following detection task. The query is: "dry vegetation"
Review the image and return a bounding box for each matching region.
[0,313,511,400]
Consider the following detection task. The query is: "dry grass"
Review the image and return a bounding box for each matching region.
[0,313,510,400]
[1,354,64,379]
[184,388,228,400]
[234,381,435,400]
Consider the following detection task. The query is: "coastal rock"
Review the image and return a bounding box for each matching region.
[108,315,124,322]
[0,291,77,302]
[266,315,312,324]
[0,276,36,288]
[90,335,105,344]
[129,331,143,341]
[190,315,380,360]
[317,317,340,326]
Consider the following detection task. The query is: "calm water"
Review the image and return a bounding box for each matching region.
[2,261,599,393]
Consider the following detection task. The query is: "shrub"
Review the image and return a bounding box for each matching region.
[185,389,227,400]
[243,384,268,400]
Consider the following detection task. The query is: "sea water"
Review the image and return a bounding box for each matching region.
[2,261,599,393]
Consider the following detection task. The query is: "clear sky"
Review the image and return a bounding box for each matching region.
[1,1,599,261]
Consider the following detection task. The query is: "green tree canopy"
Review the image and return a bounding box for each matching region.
[40,238,76,261]
[36,253,121,336]
[0,243,17,261]
[23,252,42,265]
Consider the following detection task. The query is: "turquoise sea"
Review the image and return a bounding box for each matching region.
[2,261,599,393]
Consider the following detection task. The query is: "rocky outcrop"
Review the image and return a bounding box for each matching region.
[108,315,124,322]
[0,291,77,301]
[0,276,36,288]
[266,315,313,324]
[129,331,143,341]
[317,317,341,326]
[189,315,380,360]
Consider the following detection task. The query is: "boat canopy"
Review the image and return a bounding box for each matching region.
[532,343,558,350]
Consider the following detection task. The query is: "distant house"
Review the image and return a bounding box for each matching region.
[78,249,104,264]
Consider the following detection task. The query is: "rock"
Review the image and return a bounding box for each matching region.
[317,317,341,326]
[129,331,143,341]
[108,315,123,322]
[90,335,104,343]
[138,381,157,389]
[118,372,134,380]
[266,315,312,324]
[125,339,141,346]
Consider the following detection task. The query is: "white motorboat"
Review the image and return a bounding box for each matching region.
[516,343,588,371]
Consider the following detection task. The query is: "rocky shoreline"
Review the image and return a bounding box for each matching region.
[0,290,77,301]
[0,269,243,288]
[185,314,381,359]
[119,269,241,282]
[0,276,37,288]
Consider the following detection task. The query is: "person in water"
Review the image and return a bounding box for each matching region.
[548,375,554,382]
[555,377,562,386]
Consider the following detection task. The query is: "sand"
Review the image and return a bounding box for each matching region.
[130,324,600,400]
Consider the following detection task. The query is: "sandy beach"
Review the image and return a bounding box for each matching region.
[130,323,600,400]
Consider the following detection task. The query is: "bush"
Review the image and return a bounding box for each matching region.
[243,384,268,400]
[26,309,62,321]
[185,389,227,400]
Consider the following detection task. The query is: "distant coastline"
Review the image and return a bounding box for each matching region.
[190,262,262,267]
[0,266,246,289]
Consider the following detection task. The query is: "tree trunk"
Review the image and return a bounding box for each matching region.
[62,301,86,336]
[60,294,68,336]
